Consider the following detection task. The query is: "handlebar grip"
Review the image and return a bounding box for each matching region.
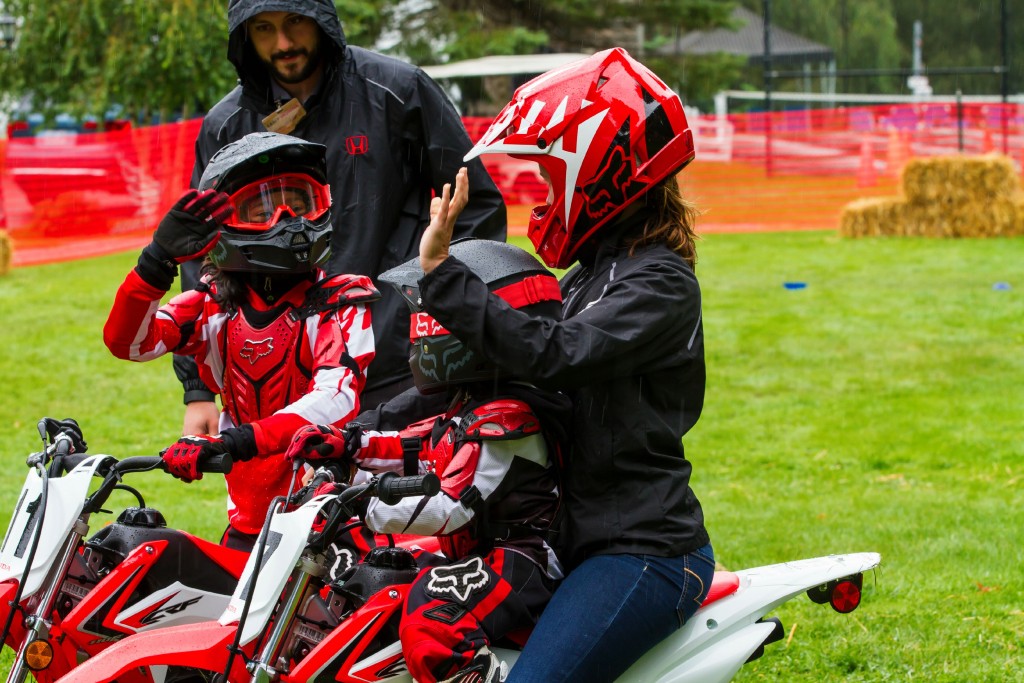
[376,472,440,506]
[115,456,166,474]
[54,434,73,457]
[200,453,233,474]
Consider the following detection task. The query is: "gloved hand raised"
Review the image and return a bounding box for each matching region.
[285,424,359,464]
[152,188,234,263]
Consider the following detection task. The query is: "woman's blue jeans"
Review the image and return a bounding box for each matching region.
[506,543,715,683]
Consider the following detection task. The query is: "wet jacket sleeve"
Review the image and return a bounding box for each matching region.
[103,269,212,374]
[408,69,506,243]
[418,256,701,389]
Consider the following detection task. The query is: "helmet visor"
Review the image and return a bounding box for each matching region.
[227,173,331,231]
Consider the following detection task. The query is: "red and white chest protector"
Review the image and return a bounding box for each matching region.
[104,269,378,534]
[221,304,309,426]
[354,398,563,579]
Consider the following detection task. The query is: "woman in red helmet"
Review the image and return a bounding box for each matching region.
[416,48,714,681]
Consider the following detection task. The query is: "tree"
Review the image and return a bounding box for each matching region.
[0,0,391,123]
[382,1,737,112]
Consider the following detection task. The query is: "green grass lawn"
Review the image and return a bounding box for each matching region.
[0,231,1021,680]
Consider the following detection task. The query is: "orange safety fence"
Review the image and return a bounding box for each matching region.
[3,103,1022,268]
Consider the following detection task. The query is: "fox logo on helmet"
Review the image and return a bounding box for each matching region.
[425,557,490,605]
[583,137,640,221]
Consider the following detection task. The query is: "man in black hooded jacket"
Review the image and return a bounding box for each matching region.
[175,0,507,436]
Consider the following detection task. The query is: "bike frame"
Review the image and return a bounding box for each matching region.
[0,451,246,683]
[56,469,880,683]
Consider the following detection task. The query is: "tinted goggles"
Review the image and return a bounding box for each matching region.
[227,173,331,231]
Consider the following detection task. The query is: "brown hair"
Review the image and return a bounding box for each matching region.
[201,261,245,314]
[625,174,700,269]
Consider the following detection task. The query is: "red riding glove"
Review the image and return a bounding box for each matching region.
[285,424,358,464]
[160,434,227,482]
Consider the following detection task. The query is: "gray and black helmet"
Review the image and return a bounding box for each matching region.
[379,239,563,394]
[200,131,333,274]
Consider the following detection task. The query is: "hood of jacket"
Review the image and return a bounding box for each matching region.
[227,0,347,99]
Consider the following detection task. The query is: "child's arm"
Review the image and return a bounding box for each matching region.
[103,188,231,362]
[103,268,210,362]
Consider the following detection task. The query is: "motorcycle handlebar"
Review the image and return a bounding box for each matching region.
[200,452,233,474]
[375,472,441,506]
[111,453,233,476]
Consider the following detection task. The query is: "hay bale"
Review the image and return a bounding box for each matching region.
[902,154,1019,207]
[839,197,906,238]
[842,153,1024,238]
[901,196,1024,238]
[0,230,11,276]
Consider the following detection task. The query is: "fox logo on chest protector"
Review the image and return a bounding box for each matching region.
[240,338,274,364]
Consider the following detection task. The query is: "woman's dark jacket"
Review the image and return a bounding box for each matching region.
[419,228,709,568]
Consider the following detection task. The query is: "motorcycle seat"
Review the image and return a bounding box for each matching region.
[701,571,740,606]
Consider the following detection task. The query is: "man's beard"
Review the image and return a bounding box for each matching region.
[265,44,321,85]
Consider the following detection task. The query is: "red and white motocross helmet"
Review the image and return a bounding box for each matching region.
[464,47,695,269]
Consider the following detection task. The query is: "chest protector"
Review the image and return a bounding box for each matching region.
[424,399,543,560]
[220,300,312,427]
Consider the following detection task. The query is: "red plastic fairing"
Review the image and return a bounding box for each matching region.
[0,579,18,631]
[181,529,251,577]
[56,621,247,682]
[62,540,174,639]
[701,571,740,607]
[287,584,410,682]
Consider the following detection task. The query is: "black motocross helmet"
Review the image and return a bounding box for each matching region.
[199,132,332,274]
[379,239,563,394]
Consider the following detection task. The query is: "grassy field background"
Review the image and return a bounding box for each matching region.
[0,231,1021,680]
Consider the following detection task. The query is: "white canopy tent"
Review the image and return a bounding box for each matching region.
[421,53,592,80]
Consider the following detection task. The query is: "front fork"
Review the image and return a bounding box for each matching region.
[246,555,323,683]
[6,518,87,683]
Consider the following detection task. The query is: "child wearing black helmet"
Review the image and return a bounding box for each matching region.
[285,239,571,683]
[104,131,380,552]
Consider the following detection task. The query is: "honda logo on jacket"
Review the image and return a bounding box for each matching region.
[346,135,369,155]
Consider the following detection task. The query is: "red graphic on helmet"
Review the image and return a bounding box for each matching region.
[582,141,639,222]
[462,47,695,269]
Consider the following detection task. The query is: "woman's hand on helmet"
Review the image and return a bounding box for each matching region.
[152,189,234,263]
[420,167,469,274]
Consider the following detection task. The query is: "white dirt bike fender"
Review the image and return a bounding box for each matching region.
[617,552,881,683]
[0,455,109,596]
[219,494,335,645]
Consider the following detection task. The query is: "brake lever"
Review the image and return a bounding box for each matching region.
[288,466,337,506]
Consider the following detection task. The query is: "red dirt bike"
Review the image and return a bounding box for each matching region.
[0,419,245,683]
[56,457,880,683]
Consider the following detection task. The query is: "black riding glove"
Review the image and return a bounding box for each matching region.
[152,188,233,263]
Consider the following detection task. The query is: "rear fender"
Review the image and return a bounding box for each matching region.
[619,553,881,681]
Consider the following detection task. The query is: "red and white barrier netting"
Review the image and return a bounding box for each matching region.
[2,103,1021,267]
